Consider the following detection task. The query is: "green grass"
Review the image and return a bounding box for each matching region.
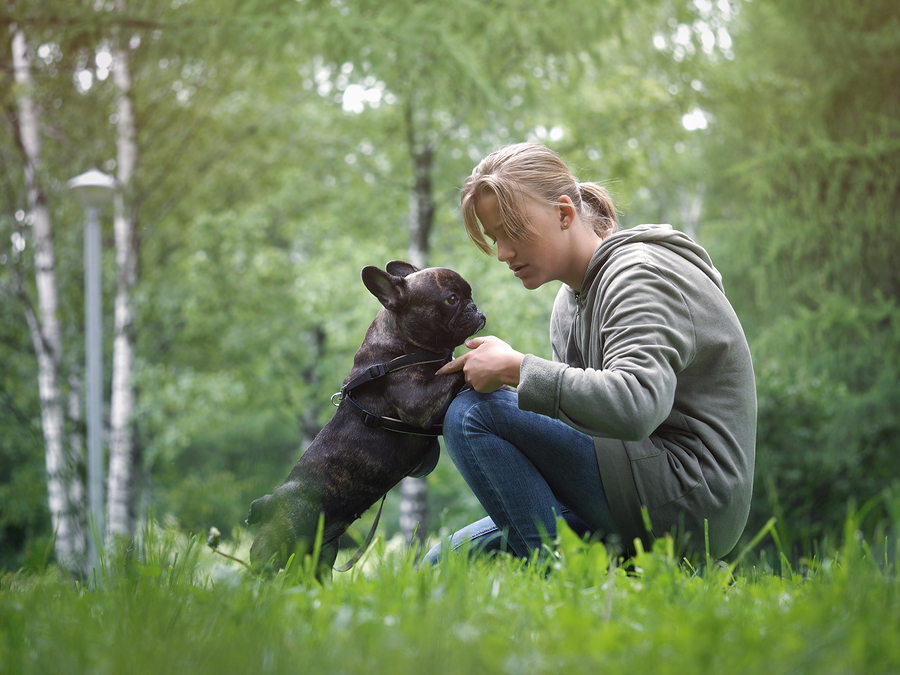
[2,506,899,675]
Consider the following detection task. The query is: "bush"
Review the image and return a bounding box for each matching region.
[746,294,900,554]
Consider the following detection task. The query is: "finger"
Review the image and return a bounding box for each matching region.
[465,335,489,349]
[436,354,466,375]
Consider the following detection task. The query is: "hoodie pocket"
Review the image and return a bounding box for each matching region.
[624,434,704,511]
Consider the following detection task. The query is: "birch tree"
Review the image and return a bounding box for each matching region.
[3,0,306,554]
[94,0,311,540]
[105,18,139,542]
[9,26,86,572]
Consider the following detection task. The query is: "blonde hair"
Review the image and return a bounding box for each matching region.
[460,143,618,255]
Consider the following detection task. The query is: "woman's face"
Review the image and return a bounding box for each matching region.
[474,192,568,290]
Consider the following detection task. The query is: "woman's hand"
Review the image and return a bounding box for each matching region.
[436,336,524,393]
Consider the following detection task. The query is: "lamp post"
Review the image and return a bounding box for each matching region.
[68,169,117,573]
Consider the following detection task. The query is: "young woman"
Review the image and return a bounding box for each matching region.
[425,143,756,563]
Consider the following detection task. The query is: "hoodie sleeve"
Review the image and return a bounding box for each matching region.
[518,259,696,441]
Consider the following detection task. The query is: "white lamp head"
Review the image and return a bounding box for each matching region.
[68,169,117,208]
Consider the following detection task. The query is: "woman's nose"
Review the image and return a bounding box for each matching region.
[496,240,513,262]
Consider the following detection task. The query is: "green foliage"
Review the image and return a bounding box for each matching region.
[0,385,50,570]
[694,0,900,549]
[700,0,900,317]
[743,293,900,553]
[2,507,899,674]
[4,0,898,570]
[0,274,52,571]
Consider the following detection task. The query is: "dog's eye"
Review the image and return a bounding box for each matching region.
[445,294,459,306]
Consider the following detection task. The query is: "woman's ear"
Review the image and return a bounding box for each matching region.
[557,195,576,227]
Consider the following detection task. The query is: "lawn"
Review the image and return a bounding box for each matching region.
[2,505,898,675]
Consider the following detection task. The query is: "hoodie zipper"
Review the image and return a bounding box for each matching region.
[572,290,586,367]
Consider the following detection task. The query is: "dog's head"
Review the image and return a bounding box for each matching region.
[361,261,486,351]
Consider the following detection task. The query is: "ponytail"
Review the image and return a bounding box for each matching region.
[577,182,618,240]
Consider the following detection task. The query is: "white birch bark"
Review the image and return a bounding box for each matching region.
[106,31,139,540]
[11,26,86,570]
[400,142,437,549]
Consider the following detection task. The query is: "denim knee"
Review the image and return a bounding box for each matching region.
[444,388,482,431]
[444,389,481,448]
[443,388,505,460]
[445,388,512,430]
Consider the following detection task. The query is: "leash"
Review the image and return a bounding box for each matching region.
[328,351,451,571]
[332,493,387,572]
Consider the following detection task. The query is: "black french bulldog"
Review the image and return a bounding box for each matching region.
[246,261,485,576]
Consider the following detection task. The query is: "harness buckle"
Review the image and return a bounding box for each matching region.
[330,392,342,407]
[366,363,388,380]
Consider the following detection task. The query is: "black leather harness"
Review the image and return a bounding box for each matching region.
[332,352,453,436]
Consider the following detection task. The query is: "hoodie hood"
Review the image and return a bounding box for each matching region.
[584,223,724,293]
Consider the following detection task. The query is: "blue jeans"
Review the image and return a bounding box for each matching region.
[423,388,618,563]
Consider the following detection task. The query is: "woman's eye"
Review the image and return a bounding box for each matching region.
[445,294,459,306]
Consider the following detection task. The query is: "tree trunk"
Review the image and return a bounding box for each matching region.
[106,30,140,541]
[11,27,86,572]
[400,142,437,550]
[678,183,705,243]
[405,144,435,269]
[298,325,327,454]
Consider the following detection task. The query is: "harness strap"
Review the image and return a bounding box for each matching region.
[336,352,451,437]
[342,393,444,436]
[340,353,449,397]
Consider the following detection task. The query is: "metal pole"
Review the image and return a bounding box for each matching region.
[84,205,104,572]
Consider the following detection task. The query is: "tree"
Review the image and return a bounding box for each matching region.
[105,4,140,542]
[690,0,900,546]
[121,0,716,547]
[287,0,672,547]
[8,0,821,562]
[58,0,319,545]
[2,0,322,562]
[6,25,87,572]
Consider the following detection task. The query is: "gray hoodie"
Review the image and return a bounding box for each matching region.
[517,224,756,558]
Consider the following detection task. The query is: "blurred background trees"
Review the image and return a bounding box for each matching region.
[695,0,900,550]
[1,0,897,571]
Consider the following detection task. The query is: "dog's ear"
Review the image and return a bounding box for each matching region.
[361,266,409,311]
[385,260,418,278]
